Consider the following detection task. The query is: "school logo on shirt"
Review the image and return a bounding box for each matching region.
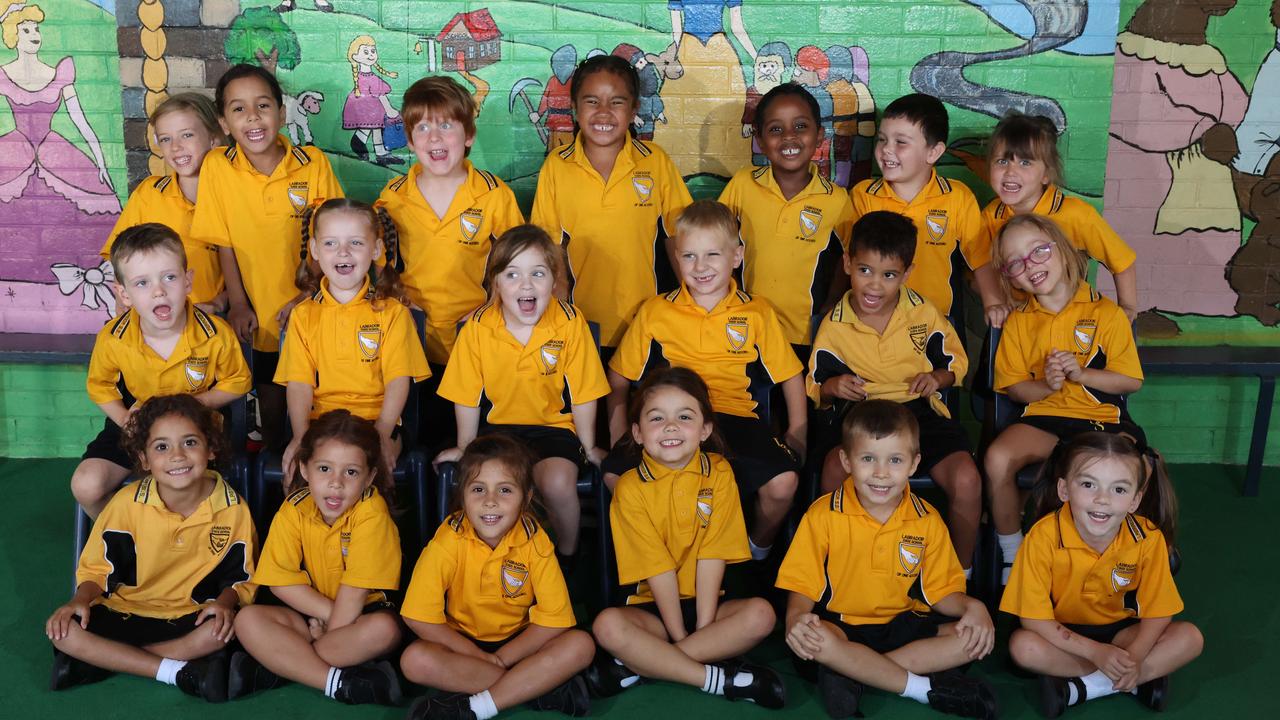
[908,323,927,354]
[501,559,529,598]
[287,182,309,217]
[538,340,564,375]
[185,357,209,390]
[340,531,352,557]
[459,209,483,245]
[358,324,382,360]
[798,207,822,240]
[1111,562,1137,592]
[696,487,713,527]
[898,539,924,575]
[726,317,749,352]
[631,174,654,205]
[208,525,231,554]
[924,210,948,244]
[1074,320,1097,354]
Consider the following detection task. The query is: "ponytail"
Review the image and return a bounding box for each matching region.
[294,203,324,297]
[371,205,406,308]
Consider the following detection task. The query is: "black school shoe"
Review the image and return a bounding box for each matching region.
[1037,674,1081,719]
[817,665,863,719]
[1135,675,1170,711]
[720,660,787,709]
[584,651,641,698]
[49,649,110,691]
[530,674,591,716]
[408,692,476,720]
[333,660,403,706]
[227,650,286,699]
[926,669,997,719]
[175,654,230,703]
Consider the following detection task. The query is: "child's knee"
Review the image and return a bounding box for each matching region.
[739,598,776,638]
[560,629,597,668]
[400,641,442,681]
[70,466,115,506]
[591,608,626,649]
[1171,621,1204,658]
[761,471,799,503]
[946,461,983,503]
[1007,629,1045,667]
[362,611,403,645]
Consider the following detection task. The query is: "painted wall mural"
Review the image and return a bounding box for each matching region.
[0,0,1277,345]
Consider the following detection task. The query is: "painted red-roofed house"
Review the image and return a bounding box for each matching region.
[437,9,501,71]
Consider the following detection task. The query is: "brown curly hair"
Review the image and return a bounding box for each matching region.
[120,395,229,477]
[449,433,537,517]
[288,409,394,499]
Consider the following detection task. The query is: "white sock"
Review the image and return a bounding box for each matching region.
[702,664,726,695]
[469,690,499,720]
[324,666,342,699]
[997,532,1023,562]
[748,538,771,561]
[615,658,640,688]
[963,567,972,580]
[900,671,931,704]
[155,658,186,686]
[1080,670,1117,701]
[731,669,755,687]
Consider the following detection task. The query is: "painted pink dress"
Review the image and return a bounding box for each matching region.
[342,72,392,129]
[1103,32,1249,316]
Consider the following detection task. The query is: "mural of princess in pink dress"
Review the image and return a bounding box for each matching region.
[0,3,122,333]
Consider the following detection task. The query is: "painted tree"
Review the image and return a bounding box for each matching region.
[224,7,301,73]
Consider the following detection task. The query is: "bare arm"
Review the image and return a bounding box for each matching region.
[96,399,131,428]
[375,376,410,439]
[326,584,370,631]
[281,382,314,478]
[194,389,241,409]
[974,264,1011,328]
[606,369,632,447]
[436,404,481,464]
[271,584,335,621]
[571,400,606,465]
[495,624,568,668]
[781,374,808,460]
[648,570,687,642]
[692,558,725,631]
[219,247,256,342]
[1006,379,1055,405]
[1112,265,1139,322]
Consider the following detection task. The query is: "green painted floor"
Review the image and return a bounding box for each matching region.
[2,457,1275,719]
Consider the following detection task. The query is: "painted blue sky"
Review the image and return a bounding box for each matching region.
[966,0,1121,56]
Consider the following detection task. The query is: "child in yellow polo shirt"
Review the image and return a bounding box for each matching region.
[720,83,855,354]
[986,215,1145,584]
[190,64,344,452]
[230,411,403,706]
[982,112,1138,320]
[605,200,805,560]
[777,400,996,719]
[274,198,429,479]
[47,395,256,702]
[1002,432,1201,717]
[436,225,609,561]
[850,94,1006,325]
[401,434,594,720]
[102,93,226,312]
[808,211,981,573]
[531,54,692,349]
[75,224,251,518]
[590,368,784,708]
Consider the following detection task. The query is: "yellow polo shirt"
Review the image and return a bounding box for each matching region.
[995,283,1143,423]
[253,486,400,605]
[610,282,803,419]
[86,302,251,406]
[1001,504,1183,625]
[719,164,854,345]
[402,513,575,641]
[807,288,967,417]
[377,161,524,363]
[439,299,608,432]
[103,174,223,304]
[77,473,256,618]
[981,185,1136,274]
[274,278,429,421]
[611,451,749,605]
[777,479,966,625]
[531,136,692,346]
[190,136,344,351]
[850,170,985,314]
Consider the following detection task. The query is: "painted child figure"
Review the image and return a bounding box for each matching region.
[401,434,595,720]
[47,395,256,702]
[75,224,251,518]
[777,400,997,719]
[591,368,785,708]
[1003,432,1202,717]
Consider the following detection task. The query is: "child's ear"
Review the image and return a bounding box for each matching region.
[908,452,921,477]
[184,268,194,292]
[1057,477,1070,504]
[1127,487,1144,514]
[731,241,744,269]
[842,253,853,276]
[838,447,853,475]
[114,282,133,309]
[465,131,476,149]
[218,117,231,137]
[901,263,914,282]
[630,422,644,447]
[699,421,713,443]
[925,140,948,166]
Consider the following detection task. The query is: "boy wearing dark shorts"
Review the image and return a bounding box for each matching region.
[808,210,981,572]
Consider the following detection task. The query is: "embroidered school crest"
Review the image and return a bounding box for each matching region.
[898,540,924,574]
[340,531,352,557]
[726,320,748,351]
[501,559,529,598]
[1074,320,1097,354]
[287,182,309,216]
[1111,563,1137,593]
[798,208,822,239]
[908,323,927,354]
[538,340,564,375]
[209,525,231,554]
[460,209,483,244]
[631,175,653,204]
[357,324,382,360]
[184,357,208,390]
[696,487,713,527]
[925,211,948,242]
